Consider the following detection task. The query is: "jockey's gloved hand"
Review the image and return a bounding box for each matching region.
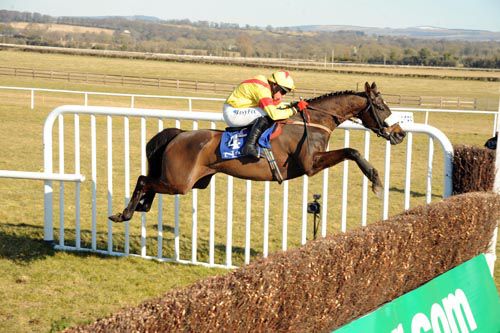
[289,99,311,121]
[290,99,309,112]
[296,99,309,111]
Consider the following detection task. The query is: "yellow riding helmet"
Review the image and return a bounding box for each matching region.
[268,70,296,92]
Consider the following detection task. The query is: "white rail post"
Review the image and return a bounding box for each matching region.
[209,122,216,265]
[226,176,234,267]
[192,120,198,263]
[43,115,54,243]
[75,114,81,249]
[263,181,270,257]
[91,114,97,250]
[174,119,181,262]
[341,130,350,232]
[382,140,392,220]
[125,96,134,254]
[140,117,146,257]
[487,97,500,277]
[301,176,309,244]
[31,89,35,110]
[426,138,434,203]
[361,131,370,226]
[404,132,413,210]
[321,156,329,237]
[157,119,163,259]
[244,179,252,264]
[107,116,113,253]
[282,180,289,251]
[58,115,65,246]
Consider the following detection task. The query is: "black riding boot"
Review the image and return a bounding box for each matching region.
[241,116,273,159]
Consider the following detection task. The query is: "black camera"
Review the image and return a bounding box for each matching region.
[307,194,321,214]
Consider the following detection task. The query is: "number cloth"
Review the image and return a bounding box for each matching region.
[220,124,276,159]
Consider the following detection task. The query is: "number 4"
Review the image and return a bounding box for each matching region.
[227,134,241,150]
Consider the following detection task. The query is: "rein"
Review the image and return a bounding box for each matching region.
[284,120,332,134]
[304,104,347,126]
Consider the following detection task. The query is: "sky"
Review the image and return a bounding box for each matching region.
[1,0,500,32]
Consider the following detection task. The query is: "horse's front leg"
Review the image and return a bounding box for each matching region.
[308,148,382,196]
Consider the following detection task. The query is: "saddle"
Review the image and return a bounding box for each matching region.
[220,123,284,183]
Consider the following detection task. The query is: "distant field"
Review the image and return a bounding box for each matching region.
[1,49,500,99]
[0,49,498,332]
[8,22,115,35]
[2,44,500,84]
[327,62,500,79]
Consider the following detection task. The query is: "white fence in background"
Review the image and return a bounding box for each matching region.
[1,86,498,135]
[0,170,84,182]
[0,85,223,112]
[42,105,453,268]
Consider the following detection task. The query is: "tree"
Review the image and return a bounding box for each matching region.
[236,33,254,57]
[418,48,431,65]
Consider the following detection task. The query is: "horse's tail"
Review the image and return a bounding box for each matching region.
[146,128,184,178]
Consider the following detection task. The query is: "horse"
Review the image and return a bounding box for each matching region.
[109,82,406,222]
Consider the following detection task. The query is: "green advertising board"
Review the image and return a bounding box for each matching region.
[334,254,500,333]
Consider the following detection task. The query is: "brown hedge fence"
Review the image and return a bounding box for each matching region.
[67,192,499,333]
[453,144,496,194]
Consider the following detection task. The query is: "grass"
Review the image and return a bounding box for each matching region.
[0,49,498,332]
[1,231,223,332]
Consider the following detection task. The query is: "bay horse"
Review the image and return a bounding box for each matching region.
[109,82,406,222]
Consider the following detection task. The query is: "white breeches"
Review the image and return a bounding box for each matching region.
[222,104,267,127]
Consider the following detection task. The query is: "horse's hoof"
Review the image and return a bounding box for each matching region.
[109,213,124,223]
[372,183,383,198]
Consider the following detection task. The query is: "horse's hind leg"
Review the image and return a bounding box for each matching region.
[109,175,148,222]
[135,191,156,212]
[109,175,176,222]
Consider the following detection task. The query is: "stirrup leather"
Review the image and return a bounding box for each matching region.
[261,147,283,184]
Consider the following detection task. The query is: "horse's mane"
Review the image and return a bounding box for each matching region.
[305,90,364,103]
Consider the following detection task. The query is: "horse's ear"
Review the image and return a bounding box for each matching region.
[364,82,371,93]
[371,82,378,92]
[365,82,376,98]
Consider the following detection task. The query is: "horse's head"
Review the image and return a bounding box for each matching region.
[357,82,406,145]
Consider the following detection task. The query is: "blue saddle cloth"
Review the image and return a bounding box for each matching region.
[220,124,275,160]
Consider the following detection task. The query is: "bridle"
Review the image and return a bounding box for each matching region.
[362,94,391,139]
[288,93,389,138]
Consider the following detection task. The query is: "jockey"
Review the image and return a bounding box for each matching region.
[223,70,297,159]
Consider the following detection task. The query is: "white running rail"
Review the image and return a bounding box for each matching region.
[0,85,497,135]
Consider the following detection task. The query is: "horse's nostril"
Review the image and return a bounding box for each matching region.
[389,131,405,145]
